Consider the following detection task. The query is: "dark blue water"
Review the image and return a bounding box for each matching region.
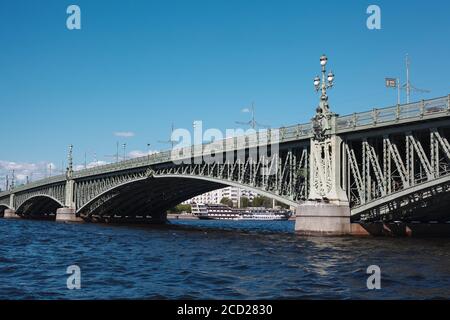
[1,218,449,299]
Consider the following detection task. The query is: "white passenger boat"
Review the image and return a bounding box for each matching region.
[191,203,291,221]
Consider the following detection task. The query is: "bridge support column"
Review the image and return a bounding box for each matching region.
[4,209,20,219]
[297,110,355,235]
[3,194,19,219]
[295,202,351,236]
[56,208,83,223]
[56,159,82,222]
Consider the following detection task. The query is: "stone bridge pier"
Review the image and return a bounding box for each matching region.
[55,179,82,222]
[295,132,353,236]
[3,194,19,219]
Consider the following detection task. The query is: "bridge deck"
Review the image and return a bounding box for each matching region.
[1,95,449,202]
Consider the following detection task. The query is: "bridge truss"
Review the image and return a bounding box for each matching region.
[346,126,450,221]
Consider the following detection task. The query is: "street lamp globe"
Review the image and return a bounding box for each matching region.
[314,76,320,87]
[320,54,328,66]
[327,71,334,82]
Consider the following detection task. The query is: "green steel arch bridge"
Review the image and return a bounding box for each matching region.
[1,55,449,236]
[1,94,450,236]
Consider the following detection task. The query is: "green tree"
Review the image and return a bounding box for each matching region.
[220,197,234,208]
[251,196,273,208]
[168,204,191,214]
[240,197,250,208]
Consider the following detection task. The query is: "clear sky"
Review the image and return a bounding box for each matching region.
[0,0,449,186]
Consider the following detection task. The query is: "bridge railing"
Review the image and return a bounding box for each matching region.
[73,151,173,179]
[0,191,10,198]
[73,122,313,178]
[336,96,449,131]
[6,96,448,185]
[0,175,66,197]
[61,96,450,179]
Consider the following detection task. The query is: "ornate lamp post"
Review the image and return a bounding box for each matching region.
[296,54,350,236]
[312,54,335,141]
[57,143,81,222]
[308,54,346,201]
[314,55,335,101]
[10,170,15,190]
[66,144,73,180]
[122,143,127,161]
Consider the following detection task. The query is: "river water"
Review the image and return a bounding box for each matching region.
[0,218,449,300]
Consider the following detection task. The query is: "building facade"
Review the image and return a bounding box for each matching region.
[183,187,257,207]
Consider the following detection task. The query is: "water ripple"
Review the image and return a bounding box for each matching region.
[0,219,450,299]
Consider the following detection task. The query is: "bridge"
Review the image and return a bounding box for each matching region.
[1,57,450,236]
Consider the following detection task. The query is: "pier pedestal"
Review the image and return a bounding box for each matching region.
[295,202,351,236]
[56,208,83,223]
[3,209,20,219]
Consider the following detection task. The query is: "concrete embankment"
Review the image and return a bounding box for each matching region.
[167,214,199,220]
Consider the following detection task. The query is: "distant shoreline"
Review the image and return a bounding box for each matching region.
[167,213,199,220]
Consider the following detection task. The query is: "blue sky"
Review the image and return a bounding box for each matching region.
[0,0,449,185]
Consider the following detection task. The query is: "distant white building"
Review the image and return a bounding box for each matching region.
[183,186,257,207]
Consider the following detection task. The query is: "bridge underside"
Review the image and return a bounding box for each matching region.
[352,177,450,223]
[16,196,63,220]
[0,205,9,218]
[79,177,226,223]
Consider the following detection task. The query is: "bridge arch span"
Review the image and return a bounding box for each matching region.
[76,174,297,222]
[0,204,11,217]
[154,174,298,207]
[352,174,450,222]
[16,195,64,219]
